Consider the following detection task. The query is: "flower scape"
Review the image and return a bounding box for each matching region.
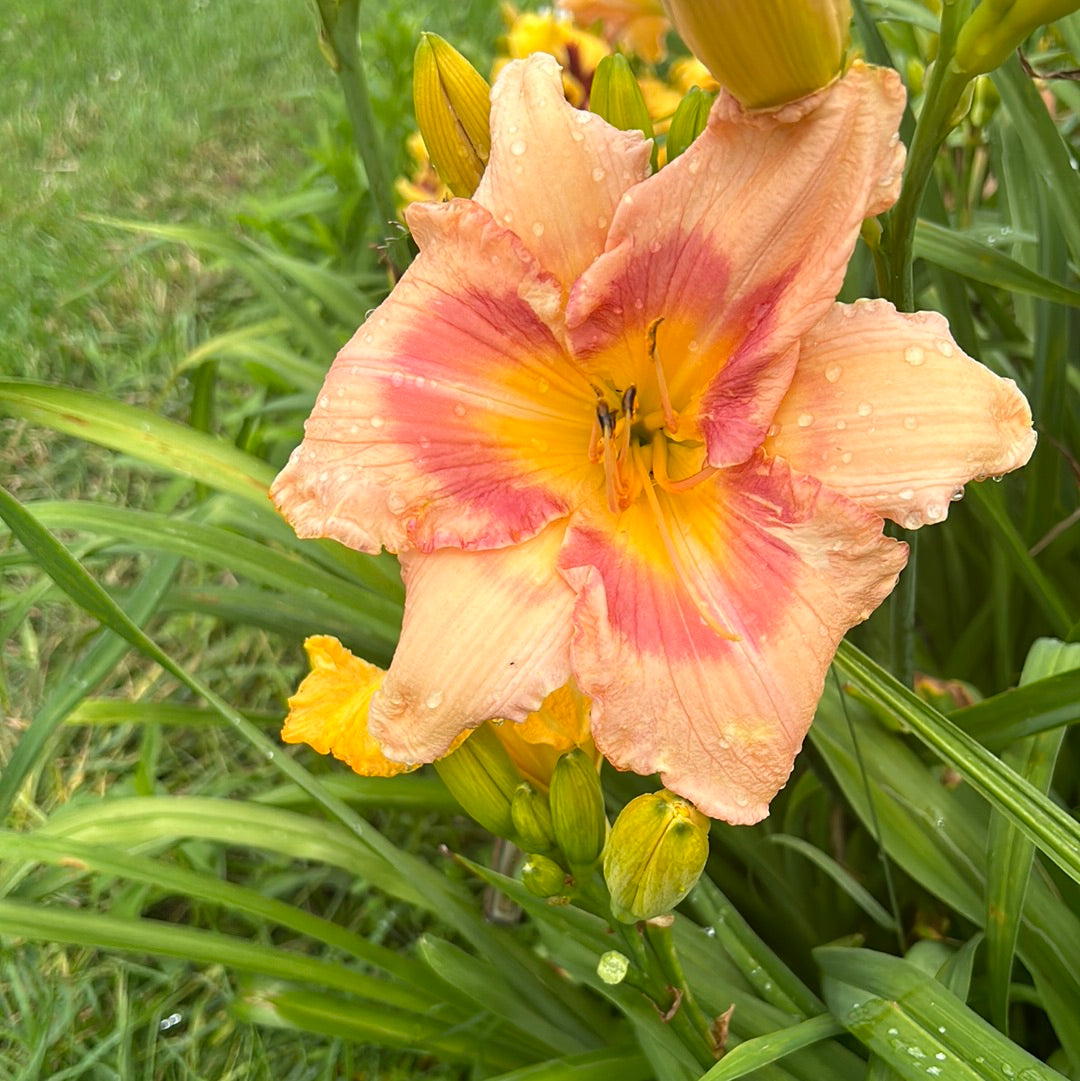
[271,53,1035,825]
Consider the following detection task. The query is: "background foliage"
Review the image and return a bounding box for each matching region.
[2,0,1079,1079]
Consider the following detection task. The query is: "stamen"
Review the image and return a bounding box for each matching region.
[649,432,718,494]
[647,317,679,434]
[632,448,739,642]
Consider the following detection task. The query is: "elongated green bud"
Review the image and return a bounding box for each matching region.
[413,32,491,197]
[549,748,607,868]
[665,86,713,163]
[434,724,520,838]
[521,853,570,899]
[590,54,654,144]
[954,0,1080,77]
[604,789,709,923]
[511,782,556,853]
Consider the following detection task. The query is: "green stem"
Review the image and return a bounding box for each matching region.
[644,921,717,1066]
[314,0,410,277]
[883,0,973,311]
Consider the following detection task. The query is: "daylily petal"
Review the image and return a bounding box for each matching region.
[559,454,907,822]
[271,198,597,554]
[766,301,1037,529]
[566,62,906,468]
[473,53,652,294]
[370,522,576,764]
[282,636,413,777]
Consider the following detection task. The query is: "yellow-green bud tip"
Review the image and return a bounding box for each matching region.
[604,789,709,923]
[549,748,607,869]
[413,32,491,198]
[434,723,521,838]
[589,54,654,141]
[511,782,556,853]
[660,0,852,108]
[522,853,570,899]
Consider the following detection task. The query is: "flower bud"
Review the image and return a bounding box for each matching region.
[521,853,570,898]
[511,782,556,853]
[413,32,491,198]
[589,54,655,143]
[665,85,713,162]
[434,723,521,838]
[660,0,853,109]
[549,748,607,868]
[954,0,1080,77]
[604,789,709,922]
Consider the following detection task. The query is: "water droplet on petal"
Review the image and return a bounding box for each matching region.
[425,690,444,709]
[925,501,944,521]
[591,166,606,182]
[899,488,914,500]
[857,401,873,417]
[597,215,608,230]
[936,338,955,357]
[797,413,814,428]
[390,371,405,388]
[836,419,846,430]
[532,221,545,237]
[510,139,527,156]
[370,414,385,429]
[766,423,781,437]
[825,364,842,382]
[904,346,926,366]
[841,451,853,464]
[950,488,964,502]
[903,415,919,430]
[453,403,466,417]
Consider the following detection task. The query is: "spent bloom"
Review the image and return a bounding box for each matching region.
[273,54,1034,823]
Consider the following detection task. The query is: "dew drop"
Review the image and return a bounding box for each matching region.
[502,211,513,225]
[903,511,922,529]
[836,419,846,430]
[904,345,926,366]
[597,215,608,230]
[390,371,405,388]
[766,423,781,437]
[925,501,944,521]
[950,488,964,502]
[903,415,919,430]
[532,221,545,237]
[825,363,842,382]
[509,138,528,156]
[453,402,467,417]
[857,401,873,417]
[575,111,593,124]
[841,451,853,464]
[319,395,330,409]
[841,305,857,318]
[936,339,955,357]
[797,413,814,428]
[571,129,584,142]
[648,239,662,254]
[370,414,385,429]
[591,166,606,182]
[687,339,699,353]
[425,690,444,709]
[899,488,914,500]
[687,158,701,175]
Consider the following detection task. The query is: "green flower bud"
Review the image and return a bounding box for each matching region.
[665,86,713,163]
[413,32,491,197]
[604,789,709,923]
[954,0,1080,78]
[521,853,570,899]
[434,723,521,838]
[549,748,607,869]
[589,54,655,144]
[511,782,556,853]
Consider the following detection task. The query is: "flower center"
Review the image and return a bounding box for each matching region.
[588,318,717,515]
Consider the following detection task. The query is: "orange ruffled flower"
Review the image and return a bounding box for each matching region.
[273,55,1035,823]
[557,0,671,64]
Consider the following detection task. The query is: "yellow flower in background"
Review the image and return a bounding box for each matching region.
[557,0,671,63]
[395,131,451,210]
[660,0,853,108]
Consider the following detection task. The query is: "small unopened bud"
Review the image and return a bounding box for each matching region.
[604,789,709,923]
[413,33,491,197]
[954,0,1080,78]
[549,748,607,868]
[521,853,570,898]
[597,950,630,985]
[434,723,521,838]
[660,0,852,108]
[665,85,713,162]
[511,782,556,853]
[590,54,655,144]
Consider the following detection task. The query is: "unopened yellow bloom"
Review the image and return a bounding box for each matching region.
[954,0,1080,77]
[661,0,853,108]
[413,33,491,197]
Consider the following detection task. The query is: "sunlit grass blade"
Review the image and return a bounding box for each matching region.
[699,1015,844,1081]
[234,987,526,1073]
[0,554,181,821]
[834,641,1080,888]
[985,640,1079,1032]
[0,831,436,997]
[766,835,897,931]
[0,381,274,506]
[913,219,1080,307]
[818,946,1067,1081]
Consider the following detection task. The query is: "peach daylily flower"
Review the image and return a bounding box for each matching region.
[272,54,1034,823]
